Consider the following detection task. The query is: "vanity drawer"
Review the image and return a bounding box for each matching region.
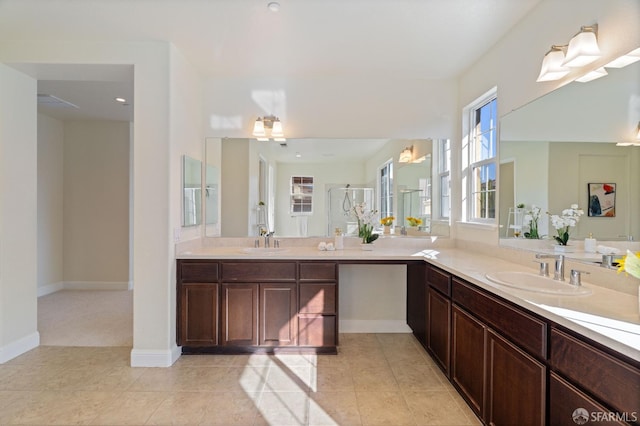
[299,262,337,281]
[299,283,336,314]
[179,261,219,283]
[221,261,296,282]
[550,327,640,417]
[428,265,451,296]
[452,278,546,359]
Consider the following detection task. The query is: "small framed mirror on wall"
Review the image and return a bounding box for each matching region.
[182,155,202,227]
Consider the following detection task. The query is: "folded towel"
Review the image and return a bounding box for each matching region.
[596,245,619,255]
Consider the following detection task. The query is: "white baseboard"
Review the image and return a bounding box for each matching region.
[130,344,181,367]
[38,281,64,297]
[38,281,130,297]
[0,331,40,364]
[64,281,130,291]
[339,320,412,333]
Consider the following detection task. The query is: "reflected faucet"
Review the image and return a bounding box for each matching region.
[535,254,565,281]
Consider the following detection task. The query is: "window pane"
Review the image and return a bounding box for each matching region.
[471,163,496,219]
[440,174,450,218]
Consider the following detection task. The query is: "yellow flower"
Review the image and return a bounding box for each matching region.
[406,216,422,227]
[618,250,640,280]
[380,216,395,226]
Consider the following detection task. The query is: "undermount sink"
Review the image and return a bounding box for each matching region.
[240,247,289,255]
[485,271,592,296]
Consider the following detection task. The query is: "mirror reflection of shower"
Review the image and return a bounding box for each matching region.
[328,185,374,236]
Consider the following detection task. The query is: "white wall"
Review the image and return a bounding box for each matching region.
[63,120,130,284]
[202,76,458,139]
[37,114,64,293]
[0,64,39,363]
[0,41,177,366]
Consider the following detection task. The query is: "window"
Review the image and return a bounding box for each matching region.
[464,92,497,222]
[379,160,393,219]
[438,139,451,219]
[290,176,313,214]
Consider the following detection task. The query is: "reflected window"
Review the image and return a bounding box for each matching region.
[379,159,394,220]
[290,176,313,214]
[466,92,497,221]
[438,139,450,219]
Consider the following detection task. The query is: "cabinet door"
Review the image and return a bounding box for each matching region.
[485,330,545,426]
[451,305,485,417]
[221,284,258,346]
[427,287,451,375]
[407,263,427,346]
[260,283,297,346]
[549,372,628,426]
[178,283,219,346]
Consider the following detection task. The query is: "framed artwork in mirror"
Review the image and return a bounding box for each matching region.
[588,183,615,217]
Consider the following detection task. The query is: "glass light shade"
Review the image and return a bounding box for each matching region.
[605,48,640,68]
[399,148,412,163]
[271,119,284,137]
[536,49,570,82]
[252,118,265,137]
[575,67,607,83]
[562,31,601,67]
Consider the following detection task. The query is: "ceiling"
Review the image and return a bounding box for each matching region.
[0,0,541,123]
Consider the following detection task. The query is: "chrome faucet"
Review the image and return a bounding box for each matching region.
[264,231,274,248]
[535,254,565,281]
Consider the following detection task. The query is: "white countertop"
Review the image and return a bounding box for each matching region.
[176,237,640,363]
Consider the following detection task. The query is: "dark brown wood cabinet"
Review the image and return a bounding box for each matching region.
[426,265,452,375]
[177,259,337,353]
[221,283,259,346]
[450,278,546,426]
[549,372,629,426]
[451,305,485,417]
[485,329,545,426]
[259,283,297,346]
[550,327,640,424]
[406,262,427,346]
[177,261,220,347]
[427,286,451,375]
[179,283,219,346]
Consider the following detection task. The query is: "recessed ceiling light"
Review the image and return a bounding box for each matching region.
[295,152,302,158]
[267,2,280,12]
[114,97,127,103]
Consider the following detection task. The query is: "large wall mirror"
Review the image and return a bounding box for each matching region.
[205,137,450,238]
[499,61,640,247]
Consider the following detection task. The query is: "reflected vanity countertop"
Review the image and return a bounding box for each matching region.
[176,238,640,362]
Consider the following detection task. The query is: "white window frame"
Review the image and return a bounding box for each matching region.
[290,175,314,215]
[378,159,394,220]
[462,88,498,224]
[438,138,451,220]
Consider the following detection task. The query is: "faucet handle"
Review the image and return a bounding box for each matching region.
[274,239,280,248]
[569,269,590,286]
[532,260,549,277]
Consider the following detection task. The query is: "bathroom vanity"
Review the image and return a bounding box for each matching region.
[176,241,640,425]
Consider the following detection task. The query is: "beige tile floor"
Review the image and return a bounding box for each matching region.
[0,334,481,425]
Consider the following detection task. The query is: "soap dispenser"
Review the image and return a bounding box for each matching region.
[334,228,344,250]
[584,233,597,253]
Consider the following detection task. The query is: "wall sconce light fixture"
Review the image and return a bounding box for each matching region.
[563,24,601,67]
[537,24,602,83]
[399,147,413,163]
[536,45,570,82]
[253,115,286,142]
[616,122,640,146]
